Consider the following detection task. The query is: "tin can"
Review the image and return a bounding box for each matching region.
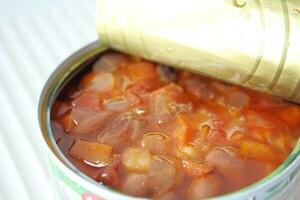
[96,0,300,104]
[39,41,300,200]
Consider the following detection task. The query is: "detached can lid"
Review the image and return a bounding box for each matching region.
[96,0,300,103]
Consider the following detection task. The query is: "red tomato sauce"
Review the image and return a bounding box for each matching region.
[51,51,300,199]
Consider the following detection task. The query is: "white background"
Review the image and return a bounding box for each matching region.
[0,0,96,199]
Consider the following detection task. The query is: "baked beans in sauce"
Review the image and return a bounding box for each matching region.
[51,51,300,199]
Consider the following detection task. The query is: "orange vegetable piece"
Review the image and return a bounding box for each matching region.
[173,113,192,147]
[80,72,115,93]
[69,139,113,166]
[126,61,157,81]
[278,106,300,126]
[72,91,102,110]
[80,72,98,88]
[57,113,76,133]
[240,141,282,163]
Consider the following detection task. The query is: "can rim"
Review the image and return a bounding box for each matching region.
[38,40,300,200]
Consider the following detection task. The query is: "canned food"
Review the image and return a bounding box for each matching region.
[39,41,300,200]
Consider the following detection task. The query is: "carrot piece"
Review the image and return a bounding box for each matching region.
[57,113,76,133]
[173,113,191,147]
[126,61,157,81]
[278,106,300,126]
[69,139,112,166]
[240,141,279,163]
[199,125,211,139]
[80,72,98,88]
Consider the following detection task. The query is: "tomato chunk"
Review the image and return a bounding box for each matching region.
[72,91,102,110]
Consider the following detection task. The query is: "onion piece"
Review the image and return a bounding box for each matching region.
[147,155,178,195]
[93,51,128,72]
[121,173,150,197]
[103,97,129,112]
[141,132,170,154]
[130,118,147,140]
[70,108,98,124]
[206,147,243,169]
[181,160,214,177]
[168,102,192,114]
[72,111,113,135]
[265,132,288,153]
[246,112,274,129]
[98,113,134,149]
[176,146,202,160]
[85,72,115,93]
[121,147,153,173]
[182,76,214,101]
[188,175,222,199]
[154,192,177,200]
[225,90,249,108]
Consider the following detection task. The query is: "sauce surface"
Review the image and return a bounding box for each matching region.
[51,51,300,199]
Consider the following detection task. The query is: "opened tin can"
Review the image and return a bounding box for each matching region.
[39,41,300,200]
[96,0,300,104]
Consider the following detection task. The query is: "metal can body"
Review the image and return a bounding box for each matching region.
[39,41,300,200]
[96,0,300,103]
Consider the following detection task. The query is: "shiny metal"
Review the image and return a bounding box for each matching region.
[96,0,300,103]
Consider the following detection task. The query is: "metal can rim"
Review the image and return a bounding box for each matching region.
[38,40,300,200]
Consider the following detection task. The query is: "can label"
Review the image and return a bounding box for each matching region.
[49,155,300,200]
[50,160,84,200]
[49,159,105,200]
[265,169,300,200]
